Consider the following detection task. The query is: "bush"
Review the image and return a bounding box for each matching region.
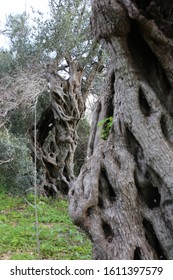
[0,128,34,194]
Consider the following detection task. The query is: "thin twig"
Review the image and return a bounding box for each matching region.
[0,156,14,166]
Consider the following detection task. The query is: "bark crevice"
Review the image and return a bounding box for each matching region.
[134,168,161,209]
[138,87,152,117]
[142,218,167,260]
[99,166,116,204]
[133,247,142,260]
[102,220,114,243]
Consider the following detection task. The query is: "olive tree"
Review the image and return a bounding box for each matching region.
[69,0,173,260]
[1,0,104,195]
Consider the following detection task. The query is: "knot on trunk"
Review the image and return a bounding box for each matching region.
[91,1,130,41]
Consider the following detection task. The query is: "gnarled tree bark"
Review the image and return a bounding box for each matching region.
[29,55,102,196]
[69,0,173,259]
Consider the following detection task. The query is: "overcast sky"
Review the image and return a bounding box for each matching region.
[0,0,49,47]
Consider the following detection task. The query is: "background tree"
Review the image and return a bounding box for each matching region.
[0,0,105,195]
[28,0,104,196]
[69,0,173,259]
[0,128,34,195]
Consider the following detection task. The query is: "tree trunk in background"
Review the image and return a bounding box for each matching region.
[29,59,85,195]
[29,57,101,196]
[69,0,173,259]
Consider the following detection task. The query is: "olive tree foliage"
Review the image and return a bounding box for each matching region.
[69,0,173,260]
[4,13,34,67]
[0,13,47,129]
[0,0,104,195]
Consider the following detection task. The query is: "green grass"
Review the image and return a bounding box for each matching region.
[0,191,92,260]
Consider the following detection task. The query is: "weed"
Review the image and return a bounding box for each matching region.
[97,116,113,140]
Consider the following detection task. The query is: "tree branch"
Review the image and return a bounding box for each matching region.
[82,48,104,101]
[0,156,14,166]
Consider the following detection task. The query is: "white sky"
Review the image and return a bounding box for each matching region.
[0,0,49,48]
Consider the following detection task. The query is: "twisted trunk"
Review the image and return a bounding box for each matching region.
[29,56,101,196]
[69,0,173,259]
[29,60,84,195]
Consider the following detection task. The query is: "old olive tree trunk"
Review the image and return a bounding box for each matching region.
[29,56,101,196]
[69,0,173,259]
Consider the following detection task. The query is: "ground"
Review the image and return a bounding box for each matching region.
[0,191,92,260]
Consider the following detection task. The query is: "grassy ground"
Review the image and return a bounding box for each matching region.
[0,191,92,260]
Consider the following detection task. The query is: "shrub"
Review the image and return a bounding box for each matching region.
[0,128,34,194]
